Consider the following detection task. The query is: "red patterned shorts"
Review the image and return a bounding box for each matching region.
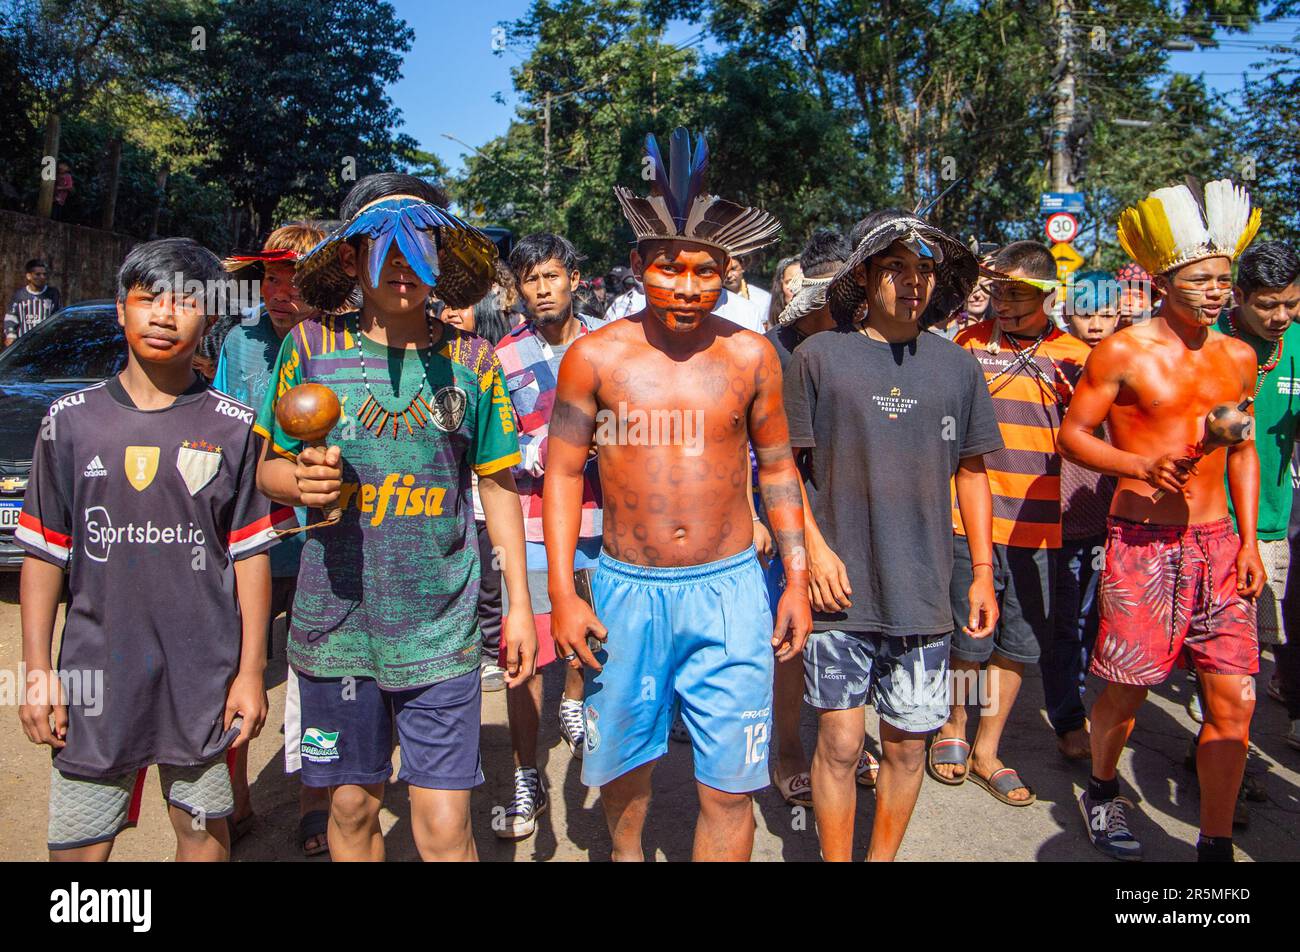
[1092,517,1258,686]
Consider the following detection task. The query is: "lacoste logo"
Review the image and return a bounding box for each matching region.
[83,456,107,478]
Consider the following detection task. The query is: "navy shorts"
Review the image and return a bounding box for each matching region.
[296,668,484,791]
[950,536,1054,665]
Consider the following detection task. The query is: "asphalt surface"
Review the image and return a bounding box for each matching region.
[1,572,1296,861]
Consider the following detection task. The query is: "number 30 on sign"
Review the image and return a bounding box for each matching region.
[1045,212,1078,244]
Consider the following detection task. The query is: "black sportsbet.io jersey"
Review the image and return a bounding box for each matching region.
[17,377,296,778]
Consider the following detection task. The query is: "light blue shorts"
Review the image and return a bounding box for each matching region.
[582,546,775,794]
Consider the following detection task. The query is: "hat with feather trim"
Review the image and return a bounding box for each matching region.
[614,128,781,259]
[826,212,978,327]
[295,195,498,313]
[1117,178,1260,277]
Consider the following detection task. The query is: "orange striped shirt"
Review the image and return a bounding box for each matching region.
[951,321,1091,548]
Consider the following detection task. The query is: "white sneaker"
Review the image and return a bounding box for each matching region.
[496,767,547,840]
[480,663,506,693]
[558,698,586,759]
[1187,690,1203,724]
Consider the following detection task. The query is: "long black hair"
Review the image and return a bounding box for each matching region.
[338,173,449,220]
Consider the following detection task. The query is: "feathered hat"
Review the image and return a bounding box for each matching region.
[825,212,978,326]
[1117,178,1261,277]
[295,195,498,313]
[614,128,781,258]
[775,274,836,328]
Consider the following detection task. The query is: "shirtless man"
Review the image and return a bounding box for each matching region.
[543,129,811,861]
[1059,179,1266,862]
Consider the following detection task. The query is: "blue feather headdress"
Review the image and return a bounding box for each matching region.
[296,195,498,313]
[614,128,781,258]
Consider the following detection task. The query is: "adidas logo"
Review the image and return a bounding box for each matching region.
[83,456,107,478]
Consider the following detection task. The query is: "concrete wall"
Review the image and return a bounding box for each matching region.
[0,210,135,307]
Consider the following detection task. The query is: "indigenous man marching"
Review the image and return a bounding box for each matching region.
[1060,179,1266,862]
[543,128,812,861]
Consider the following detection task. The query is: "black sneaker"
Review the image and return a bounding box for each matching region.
[496,767,548,841]
[1079,791,1143,861]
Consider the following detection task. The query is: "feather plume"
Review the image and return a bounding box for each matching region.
[668,128,691,230]
[615,128,780,257]
[643,134,679,227]
[1204,179,1252,257]
[1152,185,1209,264]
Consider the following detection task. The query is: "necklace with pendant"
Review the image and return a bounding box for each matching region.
[1227,309,1282,398]
[354,311,440,439]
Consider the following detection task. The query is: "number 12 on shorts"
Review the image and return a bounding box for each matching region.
[744,723,768,765]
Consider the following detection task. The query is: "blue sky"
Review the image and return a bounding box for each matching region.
[388,2,1295,176]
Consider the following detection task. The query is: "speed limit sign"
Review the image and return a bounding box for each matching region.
[1045,212,1078,244]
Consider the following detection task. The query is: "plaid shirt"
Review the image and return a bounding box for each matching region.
[494,319,603,544]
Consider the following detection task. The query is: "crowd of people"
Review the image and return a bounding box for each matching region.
[13,128,1300,864]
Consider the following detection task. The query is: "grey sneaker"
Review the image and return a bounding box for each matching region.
[497,767,547,840]
[1079,791,1143,861]
[481,662,506,693]
[558,698,585,760]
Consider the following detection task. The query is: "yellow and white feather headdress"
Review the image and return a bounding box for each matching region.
[1117,178,1260,277]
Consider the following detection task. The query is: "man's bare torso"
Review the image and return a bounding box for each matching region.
[1105,321,1255,524]
[583,314,765,567]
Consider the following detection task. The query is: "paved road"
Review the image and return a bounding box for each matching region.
[1,573,1296,861]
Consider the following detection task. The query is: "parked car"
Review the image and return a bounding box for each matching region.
[0,301,124,570]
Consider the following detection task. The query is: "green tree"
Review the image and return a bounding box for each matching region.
[455,0,703,274]
[191,0,418,246]
[0,0,205,218]
[663,0,1259,262]
[1238,3,1300,243]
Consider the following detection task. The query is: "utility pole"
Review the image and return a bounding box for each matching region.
[542,92,552,201]
[1051,0,1075,193]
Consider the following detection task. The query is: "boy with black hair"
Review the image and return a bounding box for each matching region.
[491,231,605,839]
[18,238,294,861]
[787,209,1001,860]
[1217,241,1300,767]
[256,173,536,862]
[5,257,61,346]
[931,241,1091,807]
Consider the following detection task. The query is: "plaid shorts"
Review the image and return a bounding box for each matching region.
[48,757,234,851]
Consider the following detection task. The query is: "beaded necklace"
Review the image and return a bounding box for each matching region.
[353,310,441,439]
[1226,309,1282,398]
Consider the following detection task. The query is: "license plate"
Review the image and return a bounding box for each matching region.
[0,500,20,530]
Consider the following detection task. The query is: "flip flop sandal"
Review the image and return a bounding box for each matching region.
[298,809,330,858]
[856,750,880,788]
[969,767,1036,807]
[774,771,812,807]
[926,737,970,786]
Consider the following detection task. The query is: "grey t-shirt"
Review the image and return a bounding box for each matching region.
[783,326,1003,635]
